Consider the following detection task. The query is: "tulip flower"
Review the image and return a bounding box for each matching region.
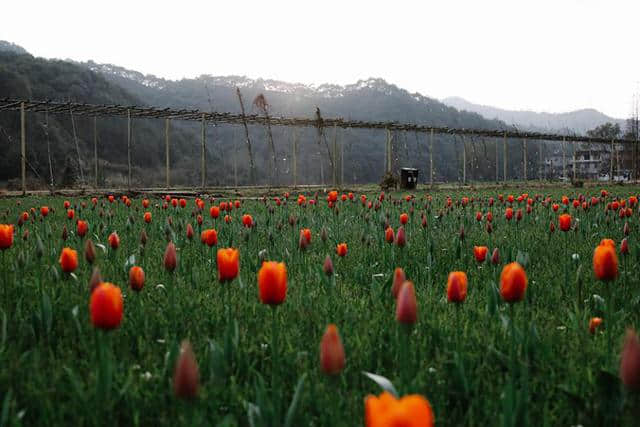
[319,324,345,375]
[164,242,177,272]
[59,247,78,273]
[593,242,618,281]
[90,282,123,330]
[385,227,394,244]
[620,329,640,391]
[447,271,468,303]
[558,214,571,232]
[76,220,88,238]
[323,255,334,276]
[258,261,287,305]
[173,340,199,399]
[129,266,145,291]
[473,246,488,263]
[202,229,218,247]
[395,227,406,248]
[217,248,239,283]
[396,281,417,325]
[391,267,406,299]
[0,224,14,250]
[364,391,434,427]
[500,262,527,303]
[588,317,602,335]
[400,213,408,225]
[40,206,49,217]
[186,224,194,240]
[336,243,348,257]
[144,212,152,223]
[108,232,120,250]
[242,214,253,228]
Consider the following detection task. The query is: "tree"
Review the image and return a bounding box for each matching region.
[586,122,621,139]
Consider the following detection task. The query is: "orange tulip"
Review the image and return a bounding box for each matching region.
[67,209,75,220]
[108,232,120,249]
[224,215,232,224]
[76,220,88,238]
[0,224,14,250]
[144,212,152,223]
[500,262,527,303]
[40,206,49,217]
[320,324,346,375]
[589,317,603,334]
[59,247,78,273]
[142,199,150,208]
[202,229,218,247]
[365,391,434,427]
[505,207,513,221]
[300,228,312,245]
[173,339,199,399]
[129,266,145,291]
[400,213,408,225]
[336,243,348,257]
[217,248,239,282]
[558,214,571,232]
[210,206,220,219]
[90,282,123,330]
[620,328,640,391]
[593,242,618,281]
[473,246,488,263]
[447,271,468,303]
[328,190,338,203]
[385,227,395,244]
[391,267,406,299]
[242,214,253,228]
[64,200,71,209]
[396,281,417,324]
[164,241,178,272]
[258,261,287,305]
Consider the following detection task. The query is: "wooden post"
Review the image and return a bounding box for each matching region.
[233,131,238,189]
[386,128,392,173]
[127,109,132,189]
[610,139,614,182]
[503,133,507,184]
[94,116,98,188]
[332,125,337,187]
[165,119,170,189]
[292,130,297,188]
[20,102,26,195]
[201,114,206,190]
[572,141,576,181]
[495,137,499,182]
[562,137,566,180]
[523,139,527,181]
[462,136,466,184]
[429,129,434,187]
[539,141,543,182]
[340,134,344,188]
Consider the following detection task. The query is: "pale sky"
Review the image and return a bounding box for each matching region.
[2,0,638,118]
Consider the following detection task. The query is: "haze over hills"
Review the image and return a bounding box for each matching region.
[442,96,625,134]
[0,39,621,188]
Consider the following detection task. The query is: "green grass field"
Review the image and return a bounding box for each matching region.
[0,187,639,426]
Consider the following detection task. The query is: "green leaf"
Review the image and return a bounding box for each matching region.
[362,371,398,397]
[284,373,307,427]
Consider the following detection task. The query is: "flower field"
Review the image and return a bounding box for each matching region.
[0,188,639,426]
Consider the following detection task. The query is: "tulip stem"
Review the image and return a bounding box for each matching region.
[271,306,280,417]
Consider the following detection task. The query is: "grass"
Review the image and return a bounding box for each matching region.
[0,186,639,426]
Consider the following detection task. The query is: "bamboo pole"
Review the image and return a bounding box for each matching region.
[572,142,576,181]
[201,114,206,190]
[462,136,466,184]
[234,130,238,189]
[495,137,499,182]
[292,130,297,188]
[332,124,337,187]
[610,139,614,182]
[539,141,543,182]
[165,119,170,189]
[70,107,85,185]
[44,109,53,189]
[127,109,132,189]
[20,102,26,195]
[523,139,527,181]
[562,137,566,180]
[386,128,392,173]
[429,129,434,187]
[94,116,98,188]
[340,134,344,188]
[503,133,507,184]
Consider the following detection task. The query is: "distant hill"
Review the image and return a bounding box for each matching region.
[442,96,625,135]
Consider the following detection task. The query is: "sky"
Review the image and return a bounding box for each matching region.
[2,0,638,119]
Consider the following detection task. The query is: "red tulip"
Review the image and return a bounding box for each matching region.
[320,324,346,375]
[396,281,417,325]
[173,340,200,399]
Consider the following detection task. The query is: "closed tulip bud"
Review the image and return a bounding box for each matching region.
[620,328,640,391]
[89,282,123,330]
[320,227,328,242]
[500,262,527,303]
[620,238,629,255]
[258,261,287,305]
[549,221,555,233]
[323,255,334,276]
[486,221,493,234]
[164,242,177,272]
[447,271,468,303]
[299,231,309,251]
[459,225,465,241]
[396,281,417,325]
[320,324,346,375]
[624,221,630,236]
[140,230,148,246]
[61,225,68,241]
[186,223,194,240]
[22,229,28,241]
[173,340,199,399]
[395,227,406,248]
[589,317,603,334]
[84,239,96,264]
[391,267,406,299]
[59,247,78,273]
[491,248,500,265]
[129,266,145,291]
[593,242,618,281]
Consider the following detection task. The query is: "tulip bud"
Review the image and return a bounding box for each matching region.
[621,238,629,255]
[164,241,177,272]
[459,225,465,241]
[620,328,640,391]
[486,222,493,234]
[320,227,328,242]
[323,255,334,276]
[84,239,96,264]
[186,224,194,240]
[89,267,102,294]
[140,230,148,246]
[320,324,346,375]
[299,231,309,251]
[391,267,406,299]
[61,225,68,241]
[624,221,630,236]
[491,248,500,265]
[173,340,199,399]
[549,221,555,233]
[396,281,417,325]
[395,226,406,248]
[22,229,29,241]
